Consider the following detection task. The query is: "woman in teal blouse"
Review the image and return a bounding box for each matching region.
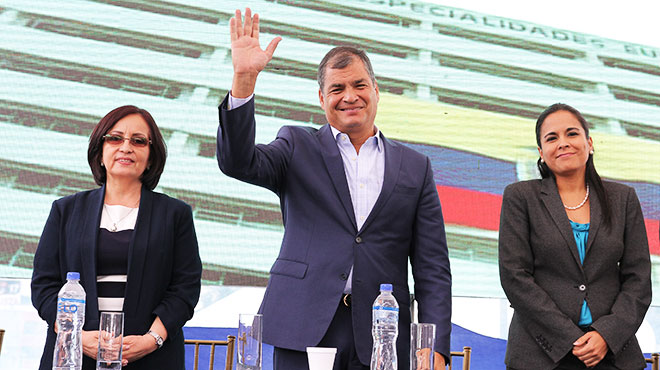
[498,103,651,370]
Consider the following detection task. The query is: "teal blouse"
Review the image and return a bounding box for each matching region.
[570,220,593,327]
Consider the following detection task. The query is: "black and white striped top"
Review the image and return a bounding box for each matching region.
[97,204,137,312]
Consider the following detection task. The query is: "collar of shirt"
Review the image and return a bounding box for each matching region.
[329,125,384,153]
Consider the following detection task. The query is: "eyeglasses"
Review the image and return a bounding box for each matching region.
[102,134,151,147]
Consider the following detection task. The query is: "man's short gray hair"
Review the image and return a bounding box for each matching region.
[317,46,376,92]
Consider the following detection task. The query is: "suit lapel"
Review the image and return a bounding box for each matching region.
[80,186,104,317]
[585,183,601,255]
[317,124,357,231]
[123,186,152,315]
[540,177,582,268]
[359,134,401,233]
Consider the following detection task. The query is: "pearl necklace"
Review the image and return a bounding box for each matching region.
[104,204,138,232]
[563,184,589,210]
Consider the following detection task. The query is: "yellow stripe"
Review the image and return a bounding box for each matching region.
[376,93,660,183]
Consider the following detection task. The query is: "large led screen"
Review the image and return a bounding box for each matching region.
[0,0,658,303]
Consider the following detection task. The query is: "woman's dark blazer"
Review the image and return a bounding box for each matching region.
[499,177,651,370]
[31,185,202,370]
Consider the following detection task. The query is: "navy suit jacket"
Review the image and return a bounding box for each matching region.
[217,96,452,366]
[31,186,202,370]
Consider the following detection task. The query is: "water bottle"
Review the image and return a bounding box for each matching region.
[371,283,399,370]
[53,272,86,370]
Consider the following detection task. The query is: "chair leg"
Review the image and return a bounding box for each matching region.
[193,343,200,370]
[209,343,216,370]
[226,335,236,370]
[463,347,471,370]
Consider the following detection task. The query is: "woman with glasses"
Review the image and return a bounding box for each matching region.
[31,105,202,369]
[498,103,651,370]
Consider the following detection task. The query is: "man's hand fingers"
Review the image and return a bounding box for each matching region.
[253,13,260,39]
[234,9,243,37]
[265,37,282,58]
[244,8,253,37]
[229,17,237,42]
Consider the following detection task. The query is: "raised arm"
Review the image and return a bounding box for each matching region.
[230,8,281,98]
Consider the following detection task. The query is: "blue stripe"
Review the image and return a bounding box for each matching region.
[59,297,85,303]
[373,306,399,312]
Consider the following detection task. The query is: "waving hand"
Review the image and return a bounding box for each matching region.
[230,8,281,98]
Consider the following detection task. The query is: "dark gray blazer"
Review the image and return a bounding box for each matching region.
[499,178,651,370]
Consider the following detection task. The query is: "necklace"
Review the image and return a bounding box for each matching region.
[104,204,138,232]
[563,184,589,210]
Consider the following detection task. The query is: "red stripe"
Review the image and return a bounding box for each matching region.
[436,185,660,255]
[645,219,660,255]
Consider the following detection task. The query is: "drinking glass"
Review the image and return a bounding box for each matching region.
[410,323,435,370]
[96,312,124,370]
[237,313,263,370]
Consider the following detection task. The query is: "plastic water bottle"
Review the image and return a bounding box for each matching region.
[371,283,399,370]
[53,272,86,370]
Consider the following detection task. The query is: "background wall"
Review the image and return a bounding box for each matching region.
[0,0,658,368]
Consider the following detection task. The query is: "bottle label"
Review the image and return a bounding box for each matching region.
[373,306,399,312]
[57,297,85,313]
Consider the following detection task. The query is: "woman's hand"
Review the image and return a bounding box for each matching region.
[82,330,99,359]
[572,331,608,367]
[121,334,158,365]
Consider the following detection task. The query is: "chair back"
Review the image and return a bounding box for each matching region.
[449,346,471,370]
[647,353,659,370]
[185,335,236,370]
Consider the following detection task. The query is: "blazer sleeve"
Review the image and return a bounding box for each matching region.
[589,187,652,355]
[217,94,292,193]
[498,184,584,362]
[152,202,202,338]
[31,201,64,328]
[409,157,452,361]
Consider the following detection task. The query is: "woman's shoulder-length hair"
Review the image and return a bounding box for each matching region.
[87,105,167,190]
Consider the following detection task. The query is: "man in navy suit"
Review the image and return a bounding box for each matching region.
[217,8,451,370]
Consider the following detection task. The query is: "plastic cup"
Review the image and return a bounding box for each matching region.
[306,347,337,370]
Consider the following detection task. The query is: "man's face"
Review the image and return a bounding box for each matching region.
[318,58,379,137]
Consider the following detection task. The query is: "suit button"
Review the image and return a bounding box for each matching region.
[579,284,586,291]
[355,236,362,243]
[340,273,348,280]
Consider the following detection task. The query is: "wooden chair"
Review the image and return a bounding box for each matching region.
[185,335,236,370]
[0,329,4,355]
[449,346,471,370]
[647,353,659,370]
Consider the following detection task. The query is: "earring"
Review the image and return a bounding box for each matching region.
[589,150,594,155]
[101,162,104,167]
[540,158,544,163]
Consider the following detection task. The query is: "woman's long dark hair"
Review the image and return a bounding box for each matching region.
[535,103,611,228]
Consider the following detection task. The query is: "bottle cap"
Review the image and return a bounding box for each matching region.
[380,283,393,291]
[67,272,80,280]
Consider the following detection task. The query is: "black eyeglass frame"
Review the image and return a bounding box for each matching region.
[102,134,152,147]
